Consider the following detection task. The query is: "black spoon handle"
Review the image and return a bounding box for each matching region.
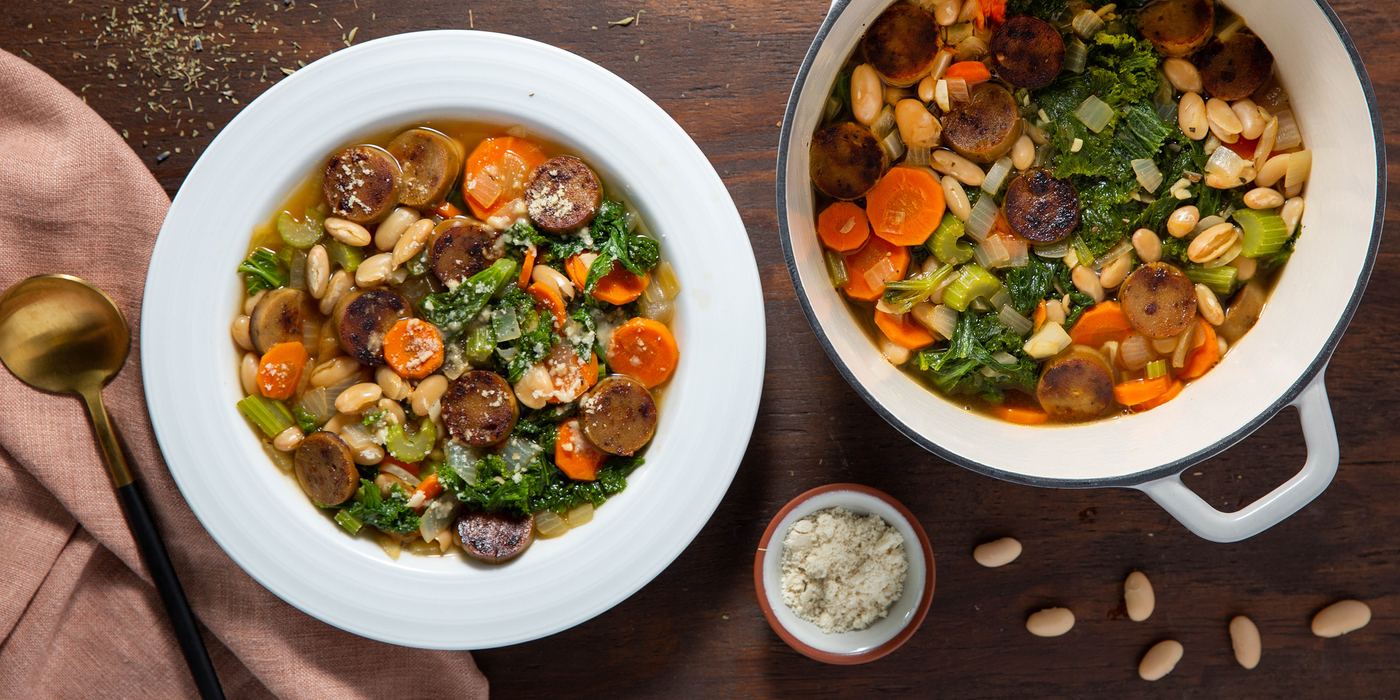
[114,480,226,700]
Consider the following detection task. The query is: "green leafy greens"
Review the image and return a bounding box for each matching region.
[494,287,558,383]
[347,479,421,534]
[238,248,288,295]
[436,451,643,517]
[585,200,660,293]
[417,258,518,339]
[915,312,1039,403]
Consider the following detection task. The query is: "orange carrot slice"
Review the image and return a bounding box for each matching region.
[1069,301,1135,348]
[865,167,946,246]
[842,236,910,301]
[873,309,935,350]
[817,201,871,252]
[1134,380,1184,411]
[565,254,649,306]
[555,419,607,481]
[463,136,547,220]
[945,61,992,84]
[1178,319,1220,380]
[527,281,567,328]
[1114,375,1173,406]
[257,341,310,400]
[383,319,444,380]
[606,317,680,388]
[518,246,537,289]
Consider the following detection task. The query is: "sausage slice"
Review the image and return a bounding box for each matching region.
[942,83,1024,164]
[862,5,941,86]
[1138,0,1214,58]
[1197,32,1276,102]
[579,375,657,457]
[1036,346,1115,421]
[323,145,401,224]
[441,370,519,446]
[524,156,602,232]
[992,16,1065,89]
[337,289,411,365]
[1003,170,1079,243]
[811,123,884,201]
[294,430,358,507]
[457,510,534,564]
[250,287,319,354]
[386,128,463,209]
[1119,262,1198,339]
[1216,278,1266,343]
[431,218,502,287]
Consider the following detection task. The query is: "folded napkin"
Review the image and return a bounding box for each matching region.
[0,51,489,699]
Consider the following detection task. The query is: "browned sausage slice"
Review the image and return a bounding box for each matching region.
[250,287,319,354]
[457,510,534,563]
[323,145,401,224]
[441,370,519,446]
[1036,345,1115,421]
[386,128,463,209]
[992,16,1065,89]
[942,83,1024,164]
[579,375,657,457]
[1119,262,1198,339]
[337,289,411,365]
[862,5,941,86]
[811,123,884,201]
[1003,169,1079,243]
[294,430,358,507]
[1216,278,1265,343]
[1138,0,1214,58]
[1197,32,1276,102]
[431,218,502,287]
[524,156,602,233]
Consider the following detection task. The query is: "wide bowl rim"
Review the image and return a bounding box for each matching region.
[774,0,1385,489]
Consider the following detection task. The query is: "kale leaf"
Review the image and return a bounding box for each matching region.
[347,479,421,534]
[418,258,518,339]
[238,248,288,295]
[531,458,643,514]
[1003,253,1089,317]
[585,200,660,293]
[502,219,591,264]
[438,451,643,517]
[916,311,1039,403]
[494,287,557,383]
[1006,0,1068,19]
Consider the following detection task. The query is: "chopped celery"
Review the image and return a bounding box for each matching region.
[326,239,365,273]
[1072,235,1096,270]
[881,264,955,314]
[941,264,1002,312]
[237,395,295,438]
[1185,264,1238,295]
[334,509,363,535]
[405,247,433,277]
[928,213,974,265]
[277,209,326,249]
[824,249,849,288]
[386,419,437,463]
[1145,359,1168,379]
[463,325,496,366]
[1233,208,1290,258]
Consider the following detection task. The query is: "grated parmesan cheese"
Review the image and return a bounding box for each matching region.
[780,507,907,634]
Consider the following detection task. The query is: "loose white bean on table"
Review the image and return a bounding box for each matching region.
[1139,640,1183,681]
[1311,600,1371,638]
[972,537,1022,568]
[1230,616,1262,669]
[1124,571,1155,622]
[1025,608,1074,637]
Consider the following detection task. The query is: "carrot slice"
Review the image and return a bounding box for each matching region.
[412,473,442,500]
[1114,375,1173,406]
[990,399,1049,425]
[865,167,946,246]
[257,341,310,400]
[518,247,537,289]
[544,343,598,402]
[565,254,649,305]
[382,456,420,477]
[842,235,910,301]
[527,281,568,328]
[873,309,935,350]
[1134,380,1184,411]
[1033,299,1048,332]
[1069,301,1134,348]
[1178,318,1220,380]
[1224,136,1259,160]
[430,201,463,219]
[945,60,992,84]
[606,317,680,388]
[463,136,547,220]
[383,318,445,380]
[555,419,608,481]
[816,201,871,252]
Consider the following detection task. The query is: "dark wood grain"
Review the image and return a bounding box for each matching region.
[4,0,1397,697]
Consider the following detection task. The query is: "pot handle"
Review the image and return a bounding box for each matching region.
[1135,370,1338,543]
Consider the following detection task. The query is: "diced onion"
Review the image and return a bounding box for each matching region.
[989,289,1012,310]
[864,257,899,293]
[534,509,569,538]
[340,423,374,451]
[1132,158,1163,193]
[654,261,681,299]
[929,304,958,339]
[974,235,1011,269]
[1034,240,1071,258]
[871,104,897,139]
[1074,95,1113,133]
[965,194,999,243]
[929,49,955,82]
[1193,215,1226,236]
[1285,149,1313,188]
[1171,320,1198,368]
[944,22,974,46]
[935,79,951,112]
[1204,240,1243,269]
[1205,146,1246,180]
[999,305,1033,336]
[1274,109,1302,150]
[501,435,543,472]
[880,129,907,163]
[1024,321,1071,359]
[565,502,594,527]
[982,156,1014,195]
[946,77,970,105]
[419,493,461,543]
[1064,38,1088,73]
[445,440,481,486]
[954,36,989,62]
[1004,237,1029,268]
[823,96,841,123]
[493,306,521,341]
[1120,334,1151,370]
[381,463,421,487]
[1072,9,1105,39]
[1091,238,1134,271]
[467,172,501,208]
[906,143,932,166]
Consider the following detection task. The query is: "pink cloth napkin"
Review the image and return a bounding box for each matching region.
[0,51,490,699]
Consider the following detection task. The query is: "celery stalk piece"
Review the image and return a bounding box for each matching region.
[928,213,974,265]
[325,239,365,273]
[1185,264,1238,295]
[1233,209,1290,258]
[463,324,496,366]
[334,509,363,535]
[824,250,849,288]
[277,209,326,249]
[237,395,295,438]
[1145,359,1169,380]
[882,264,955,314]
[941,264,1002,312]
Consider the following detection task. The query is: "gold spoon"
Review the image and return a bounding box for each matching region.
[0,274,224,699]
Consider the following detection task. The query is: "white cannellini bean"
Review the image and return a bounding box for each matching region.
[1230,616,1262,669]
[1139,640,1184,681]
[1188,223,1240,263]
[934,0,961,25]
[1098,254,1133,289]
[376,397,406,425]
[319,270,354,315]
[353,443,385,466]
[1161,58,1202,93]
[1281,196,1305,236]
[322,412,355,435]
[1026,608,1075,637]
[1253,117,1278,172]
[1234,255,1258,281]
[240,352,260,396]
[1232,98,1265,140]
[411,374,449,417]
[1023,119,1049,146]
[931,149,985,187]
[514,364,553,410]
[1243,187,1285,210]
[972,537,1022,567]
[1256,153,1291,189]
[355,253,395,287]
[895,99,942,148]
[1166,205,1199,238]
[851,64,883,126]
[375,365,411,400]
[306,245,330,299]
[1178,92,1208,140]
[1071,265,1105,303]
[1010,135,1035,171]
[879,334,911,366]
[374,207,419,251]
[231,315,253,350]
[1124,571,1155,622]
[1044,299,1066,325]
[918,74,937,102]
[244,289,266,315]
[310,356,362,388]
[273,426,304,452]
[1285,180,1303,197]
[1196,284,1225,325]
[532,264,576,300]
[334,382,383,413]
[392,218,435,267]
[1312,600,1371,638]
[1206,98,1243,135]
[942,176,972,221]
[1132,228,1162,263]
[323,217,372,246]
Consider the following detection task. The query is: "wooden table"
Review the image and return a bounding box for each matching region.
[4,0,1395,696]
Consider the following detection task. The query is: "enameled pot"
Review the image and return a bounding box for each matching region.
[777,0,1383,542]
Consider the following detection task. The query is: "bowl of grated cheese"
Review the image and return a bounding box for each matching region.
[754,483,935,664]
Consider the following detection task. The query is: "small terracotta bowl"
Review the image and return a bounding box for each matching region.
[754,483,935,664]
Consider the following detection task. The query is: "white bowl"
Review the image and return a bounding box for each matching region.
[142,31,765,650]
[777,0,1383,542]
[754,484,935,664]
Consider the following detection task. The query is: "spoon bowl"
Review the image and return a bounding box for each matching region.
[0,274,129,395]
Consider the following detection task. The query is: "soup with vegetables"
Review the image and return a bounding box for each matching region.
[811,0,1305,424]
[233,123,681,563]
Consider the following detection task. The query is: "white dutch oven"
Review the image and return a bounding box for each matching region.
[778,0,1383,542]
